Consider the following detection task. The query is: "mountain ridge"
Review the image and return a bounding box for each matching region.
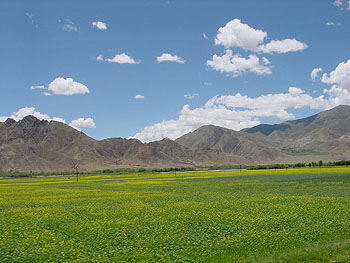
[1,105,350,172]
[0,116,250,172]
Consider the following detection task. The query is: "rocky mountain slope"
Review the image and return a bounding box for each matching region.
[1,105,350,172]
[176,105,350,163]
[175,125,288,163]
[244,105,350,157]
[0,116,250,172]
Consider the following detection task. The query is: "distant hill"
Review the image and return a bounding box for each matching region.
[244,105,350,157]
[175,125,287,163]
[176,105,350,163]
[0,116,250,172]
[1,105,350,172]
[0,116,107,172]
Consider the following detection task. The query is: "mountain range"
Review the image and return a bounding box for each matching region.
[1,105,350,172]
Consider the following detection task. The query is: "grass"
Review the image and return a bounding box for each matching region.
[1,167,350,262]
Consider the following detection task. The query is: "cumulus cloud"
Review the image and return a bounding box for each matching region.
[259,39,308,54]
[206,87,329,116]
[30,78,89,96]
[135,94,145,99]
[0,107,95,131]
[321,59,350,88]
[69,117,96,130]
[203,33,209,40]
[0,107,56,123]
[0,107,66,123]
[102,53,140,64]
[333,0,350,10]
[207,49,272,77]
[156,53,185,64]
[92,21,107,30]
[184,93,199,99]
[321,58,350,106]
[48,78,89,95]
[209,19,307,77]
[215,19,267,52]
[131,105,261,142]
[132,76,350,142]
[310,68,323,81]
[214,19,307,54]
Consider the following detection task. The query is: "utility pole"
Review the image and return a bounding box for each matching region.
[74,165,79,182]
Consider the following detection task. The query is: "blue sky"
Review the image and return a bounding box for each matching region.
[1,0,350,142]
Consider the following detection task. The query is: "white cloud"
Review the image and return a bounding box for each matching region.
[259,39,308,54]
[0,107,65,123]
[310,68,323,81]
[204,82,212,86]
[30,78,89,96]
[105,53,140,64]
[326,21,337,26]
[96,54,104,61]
[206,87,329,115]
[0,107,96,131]
[321,59,350,106]
[209,19,307,77]
[333,0,350,10]
[184,93,199,99]
[132,84,349,142]
[63,19,78,32]
[92,21,107,30]
[69,118,96,130]
[135,94,145,99]
[215,19,267,52]
[156,53,185,64]
[207,49,272,77]
[203,33,209,40]
[214,18,308,54]
[47,78,89,95]
[321,59,350,90]
[134,59,350,142]
[131,105,261,142]
[30,85,46,90]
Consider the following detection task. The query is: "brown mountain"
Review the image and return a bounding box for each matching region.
[1,105,350,172]
[175,125,288,163]
[0,116,250,172]
[0,116,111,172]
[244,105,350,158]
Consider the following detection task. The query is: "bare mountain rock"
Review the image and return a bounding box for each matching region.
[1,105,350,172]
[0,116,111,171]
[175,125,287,163]
[244,105,350,157]
[0,116,250,172]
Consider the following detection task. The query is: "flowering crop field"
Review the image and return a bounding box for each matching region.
[1,167,350,262]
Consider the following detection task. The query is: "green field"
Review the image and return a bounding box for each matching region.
[1,167,350,262]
